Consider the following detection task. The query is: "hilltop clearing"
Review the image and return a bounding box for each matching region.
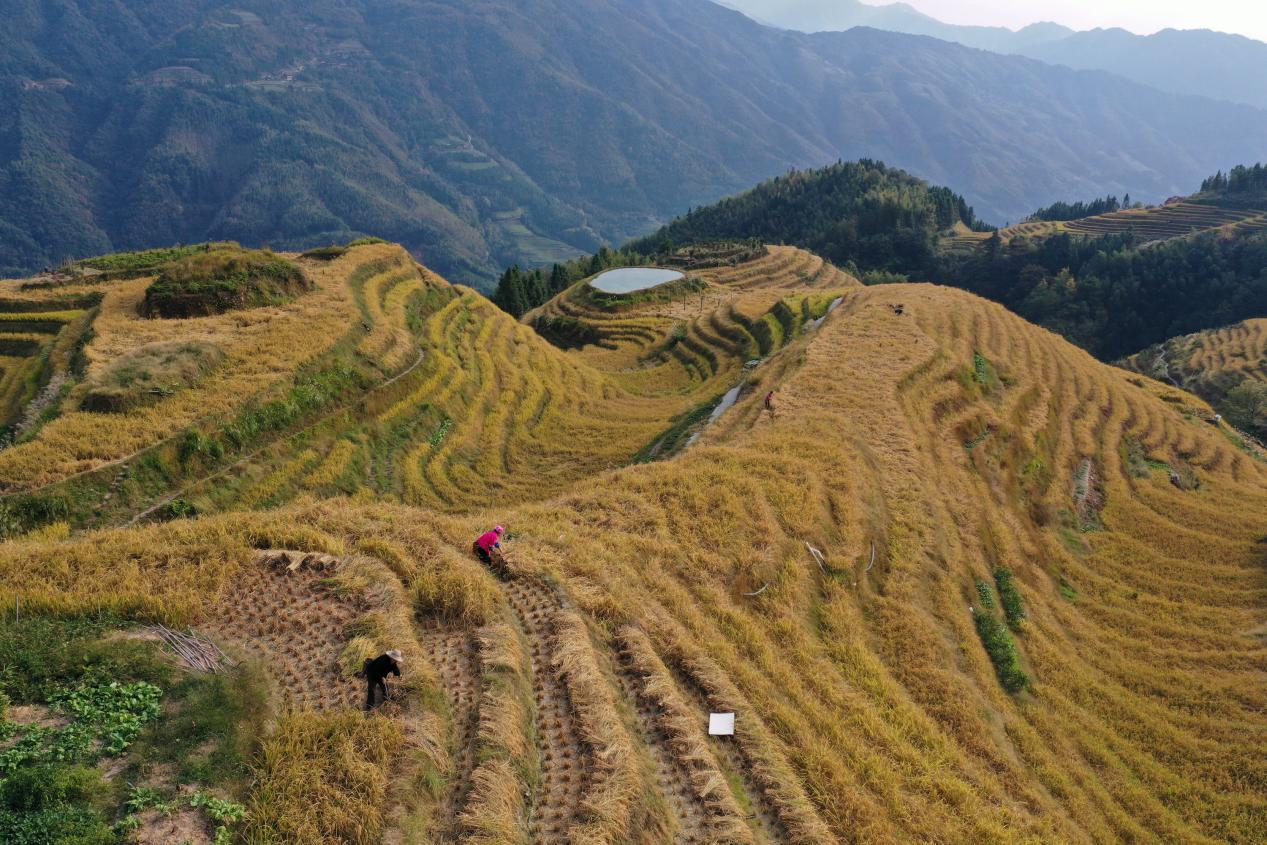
[0,239,1263,841]
[1121,319,1267,444]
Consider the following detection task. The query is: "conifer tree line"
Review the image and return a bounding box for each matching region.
[624,159,991,278]
[1201,164,1267,199]
[941,229,1267,359]
[1027,196,1125,222]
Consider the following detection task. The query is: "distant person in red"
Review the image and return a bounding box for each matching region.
[764,390,775,415]
[473,525,505,564]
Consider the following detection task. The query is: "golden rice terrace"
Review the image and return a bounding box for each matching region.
[0,239,1263,844]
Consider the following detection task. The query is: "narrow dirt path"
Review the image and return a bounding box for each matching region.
[665,663,788,845]
[613,657,714,844]
[419,627,481,843]
[505,578,590,843]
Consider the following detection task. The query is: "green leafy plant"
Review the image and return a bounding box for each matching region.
[993,567,1027,629]
[428,418,454,447]
[974,579,996,610]
[190,790,246,843]
[0,681,162,774]
[973,612,1030,693]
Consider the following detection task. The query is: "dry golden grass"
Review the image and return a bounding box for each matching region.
[244,711,403,844]
[549,610,639,844]
[1,244,1265,844]
[618,625,753,844]
[0,245,395,488]
[458,622,535,844]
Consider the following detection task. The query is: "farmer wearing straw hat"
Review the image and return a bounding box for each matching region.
[363,649,402,711]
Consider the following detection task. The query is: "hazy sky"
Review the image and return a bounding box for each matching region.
[749,1,1267,42]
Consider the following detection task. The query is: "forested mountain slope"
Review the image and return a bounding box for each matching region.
[726,0,1267,111]
[5,0,1267,284]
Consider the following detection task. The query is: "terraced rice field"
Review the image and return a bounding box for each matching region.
[1,240,1265,844]
[187,246,858,515]
[1119,318,1267,447]
[942,201,1267,253]
[1121,319,1267,390]
[1063,202,1267,241]
[0,296,97,438]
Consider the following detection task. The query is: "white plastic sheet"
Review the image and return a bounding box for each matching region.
[708,712,736,736]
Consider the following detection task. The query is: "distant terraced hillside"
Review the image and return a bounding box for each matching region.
[0,239,1264,843]
[943,201,1267,252]
[1121,319,1267,442]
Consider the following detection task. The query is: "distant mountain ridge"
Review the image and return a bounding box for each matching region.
[720,0,1075,52]
[4,0,1267,286]
[726,0,1267,110]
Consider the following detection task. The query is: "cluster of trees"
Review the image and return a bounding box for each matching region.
[942,231,1267,359]
[1028,196,1124,221]
[1201,163,1267,200]
[1223,381,1267,441]
[492,246,647,316]
[626,160,990,279]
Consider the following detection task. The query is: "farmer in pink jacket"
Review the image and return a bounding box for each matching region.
[473,525,505,564]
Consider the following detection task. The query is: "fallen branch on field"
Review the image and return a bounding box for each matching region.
[804,541,827,573]
[146,625,235,673]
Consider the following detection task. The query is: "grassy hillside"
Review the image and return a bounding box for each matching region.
[0,239,1263,842]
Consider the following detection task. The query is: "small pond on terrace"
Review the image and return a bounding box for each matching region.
[589,267,685,294]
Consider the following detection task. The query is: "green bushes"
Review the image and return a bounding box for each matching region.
[177,361,369,472]
[993,567,1027,629]
[750,314,782,356]
[0,494,70,540]
[300,245,349,261]
[0,764,114,845]
[973,611,1030,693]
[1224,381,1267,440]
[974,579,996,610]
[143,249,310,318]
[973,575,1030,693]
[75,242,239,274]
[533,315,603,349]
[80,341,225,413]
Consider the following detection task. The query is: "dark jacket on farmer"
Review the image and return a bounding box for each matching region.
[364,653,401,710]
[365,653,401,683]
